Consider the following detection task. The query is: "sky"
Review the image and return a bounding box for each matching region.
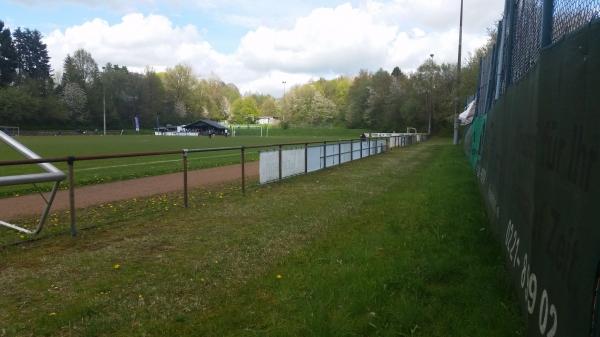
[1,0,504,96]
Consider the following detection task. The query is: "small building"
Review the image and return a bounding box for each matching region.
[183,119,228,135]
[256,116,280,125]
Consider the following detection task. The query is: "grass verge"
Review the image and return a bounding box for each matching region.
[0,139,523,336]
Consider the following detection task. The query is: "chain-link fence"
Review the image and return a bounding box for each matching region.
[473,0,599,117]
[553,0,600,42]
[511,0,544,83]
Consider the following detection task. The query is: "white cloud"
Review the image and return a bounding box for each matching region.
[43,1,503,96]
[45,13,225,73]
[237,4,398,74]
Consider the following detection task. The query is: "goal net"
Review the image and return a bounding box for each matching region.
[0,126,20,136]
[231,124,265,137]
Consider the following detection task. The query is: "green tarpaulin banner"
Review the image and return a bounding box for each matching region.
[470,21,600,337]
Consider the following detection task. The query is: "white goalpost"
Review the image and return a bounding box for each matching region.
[0,126,20,136]
[230,124,266,137]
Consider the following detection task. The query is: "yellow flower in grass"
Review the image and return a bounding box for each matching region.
[113,264,121,270]
[276,274,283,279]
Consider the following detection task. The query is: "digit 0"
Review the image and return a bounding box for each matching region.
[539,290,548,334]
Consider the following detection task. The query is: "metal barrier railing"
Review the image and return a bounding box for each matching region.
[0,134,425,237]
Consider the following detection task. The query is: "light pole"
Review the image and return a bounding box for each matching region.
[428,54,434,135]
[103,83,106,136]
[453,0,464,145]
[101,68,107,136]
[282,80,287,122]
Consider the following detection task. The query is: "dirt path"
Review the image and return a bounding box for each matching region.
[0,162,258,220]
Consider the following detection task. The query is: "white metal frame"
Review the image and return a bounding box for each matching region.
[0,130,65,235]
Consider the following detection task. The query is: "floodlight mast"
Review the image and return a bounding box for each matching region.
[0,130,66,235]
[453,0,464,145]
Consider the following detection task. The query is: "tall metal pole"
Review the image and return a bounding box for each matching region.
[304,143,308,174]
[183,150,188,208]
[323,141,327,168]
[103,84,106,136]
[282,81,287,122]
[453,0,464,145]
[278,145,283,180]
[428,54,434,135]
[541,0,554,47]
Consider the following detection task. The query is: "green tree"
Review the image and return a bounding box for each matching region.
[163,64,197,118]
[0,21,18,86]
[13,28,51,83]
[62,82,88,123]
[312,76,351,124]
[62,49,99,88]
[345,70,371,128]
[310,91,336,125]
[259,96,278,118]
[383,67,409,131]
[100,64,138,128]
[139,68,167,128]
[0,85,67,127]
[231,96,260,123]
[364,69,392,130]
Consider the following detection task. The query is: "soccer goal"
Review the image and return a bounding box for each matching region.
[0,125,20,136]
[230,124,266,137]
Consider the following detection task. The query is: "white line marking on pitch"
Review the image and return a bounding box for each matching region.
[76,152,258,172]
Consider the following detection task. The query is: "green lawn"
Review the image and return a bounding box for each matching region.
[0,128,367,197]
[0,139,523,336]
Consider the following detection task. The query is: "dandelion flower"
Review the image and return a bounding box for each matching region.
[113,264,121,270]
[276,274,283,279]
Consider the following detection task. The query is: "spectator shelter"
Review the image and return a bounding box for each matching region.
[184,119,228,136]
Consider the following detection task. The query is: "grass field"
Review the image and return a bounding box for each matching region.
[0,128,367,197]
[0,139,523,336]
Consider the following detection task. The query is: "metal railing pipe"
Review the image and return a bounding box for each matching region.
[67,157,77,237]
[183,150,189,208]
[241,146,246,194]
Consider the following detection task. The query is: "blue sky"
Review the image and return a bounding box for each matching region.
[1,0,504,95]
[3,0,356,52]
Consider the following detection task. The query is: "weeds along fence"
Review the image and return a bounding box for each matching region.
[474,0,599,117]
[0,134,426,238]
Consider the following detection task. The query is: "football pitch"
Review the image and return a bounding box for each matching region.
[0,129,367,197]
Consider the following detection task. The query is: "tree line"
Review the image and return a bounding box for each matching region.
[282,51,487,133]
[1,20,490,133]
